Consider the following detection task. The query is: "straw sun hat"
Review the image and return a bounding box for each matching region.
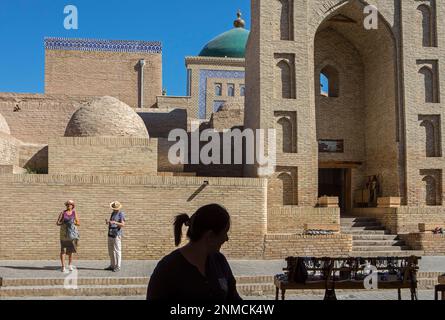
[110,201,122,211]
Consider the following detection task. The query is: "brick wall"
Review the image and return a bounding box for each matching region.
[0,94,89,144]
[264,234,352,259]
[48,137,158,175]
[210,106,244,131]
[355,206,445,234]
[158,138,184,173]
[137,108,187,139]
[268,207,340,233]
[45,50,162,108]
[0,175,267,260]
[401,233,445,255]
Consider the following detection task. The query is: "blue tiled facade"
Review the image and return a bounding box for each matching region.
[44,37,162,54]
[198,69,245,119]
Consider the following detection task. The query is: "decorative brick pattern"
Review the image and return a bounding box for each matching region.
[44,37,162,54]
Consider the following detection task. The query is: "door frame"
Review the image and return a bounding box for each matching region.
[319,161,362,215]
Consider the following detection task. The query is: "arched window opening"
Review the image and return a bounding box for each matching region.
[320,66,339,97]
[276,60,293,99]
[227,84,235,97]
[279,0,293,41]
[419,66,438,103]
[423,175,437,206]
[418,4,437,47]
[420,119,440,157]
[277,172,295,205]
[215,84,222,96]
[240,85,246,97]
[277,117,293,153]
[320,73,329,97]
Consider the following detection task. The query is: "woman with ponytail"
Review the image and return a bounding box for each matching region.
[147,204,241,301]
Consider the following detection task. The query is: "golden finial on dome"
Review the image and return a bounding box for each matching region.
[234,9,245,28]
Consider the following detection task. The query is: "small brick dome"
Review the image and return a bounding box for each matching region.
[65,96,149,138]
[0,113,11,135]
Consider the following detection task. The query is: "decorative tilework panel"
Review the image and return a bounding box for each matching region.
[199,69,245,119]
[44,37,162,54]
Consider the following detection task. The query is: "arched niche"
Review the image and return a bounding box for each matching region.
[417,4,437,47]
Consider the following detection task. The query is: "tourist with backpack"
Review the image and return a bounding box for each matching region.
[56,200,80,273]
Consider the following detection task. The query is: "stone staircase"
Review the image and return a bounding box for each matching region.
[341,216,423,257]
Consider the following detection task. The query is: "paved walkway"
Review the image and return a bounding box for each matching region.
[1,256,444,279]
[0,260,286,279]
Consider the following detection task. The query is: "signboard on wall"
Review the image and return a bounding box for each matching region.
[318,140,344,153]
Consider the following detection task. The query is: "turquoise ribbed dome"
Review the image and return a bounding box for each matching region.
[199,12,250,58]
[199,28,250,58]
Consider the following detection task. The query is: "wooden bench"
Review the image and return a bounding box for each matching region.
[275,256,421,301]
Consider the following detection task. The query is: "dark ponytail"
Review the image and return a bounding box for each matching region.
[174,214,191,246]
[173,204,230,247]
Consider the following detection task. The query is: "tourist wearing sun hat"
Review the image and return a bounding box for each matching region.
[105,201,126,272]
[56,200,80,273]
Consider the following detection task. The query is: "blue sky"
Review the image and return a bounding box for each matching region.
[0,0,250,96]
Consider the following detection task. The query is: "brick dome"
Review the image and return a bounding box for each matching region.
[0,113,11,135]
[64,96,149,138]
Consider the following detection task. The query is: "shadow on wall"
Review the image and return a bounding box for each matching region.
[138,109,187,139]
[23,146,49,174]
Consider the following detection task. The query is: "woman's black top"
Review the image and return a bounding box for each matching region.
[146,249,242,302]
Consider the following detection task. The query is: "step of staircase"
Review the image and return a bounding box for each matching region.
[343,230,389,235]
[341,222,383,228]
[341,217,378,223]
[341,226,388,231]
[352,240,406,247]
[0,276,276,298]
[352,235,400,241]
[0,275,275,288]
[1,273,440,298]
[340,216,419,256]
[351,246,411,252]
[348,250,424,257]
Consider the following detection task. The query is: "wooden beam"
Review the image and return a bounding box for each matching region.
[319,161,363,169]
